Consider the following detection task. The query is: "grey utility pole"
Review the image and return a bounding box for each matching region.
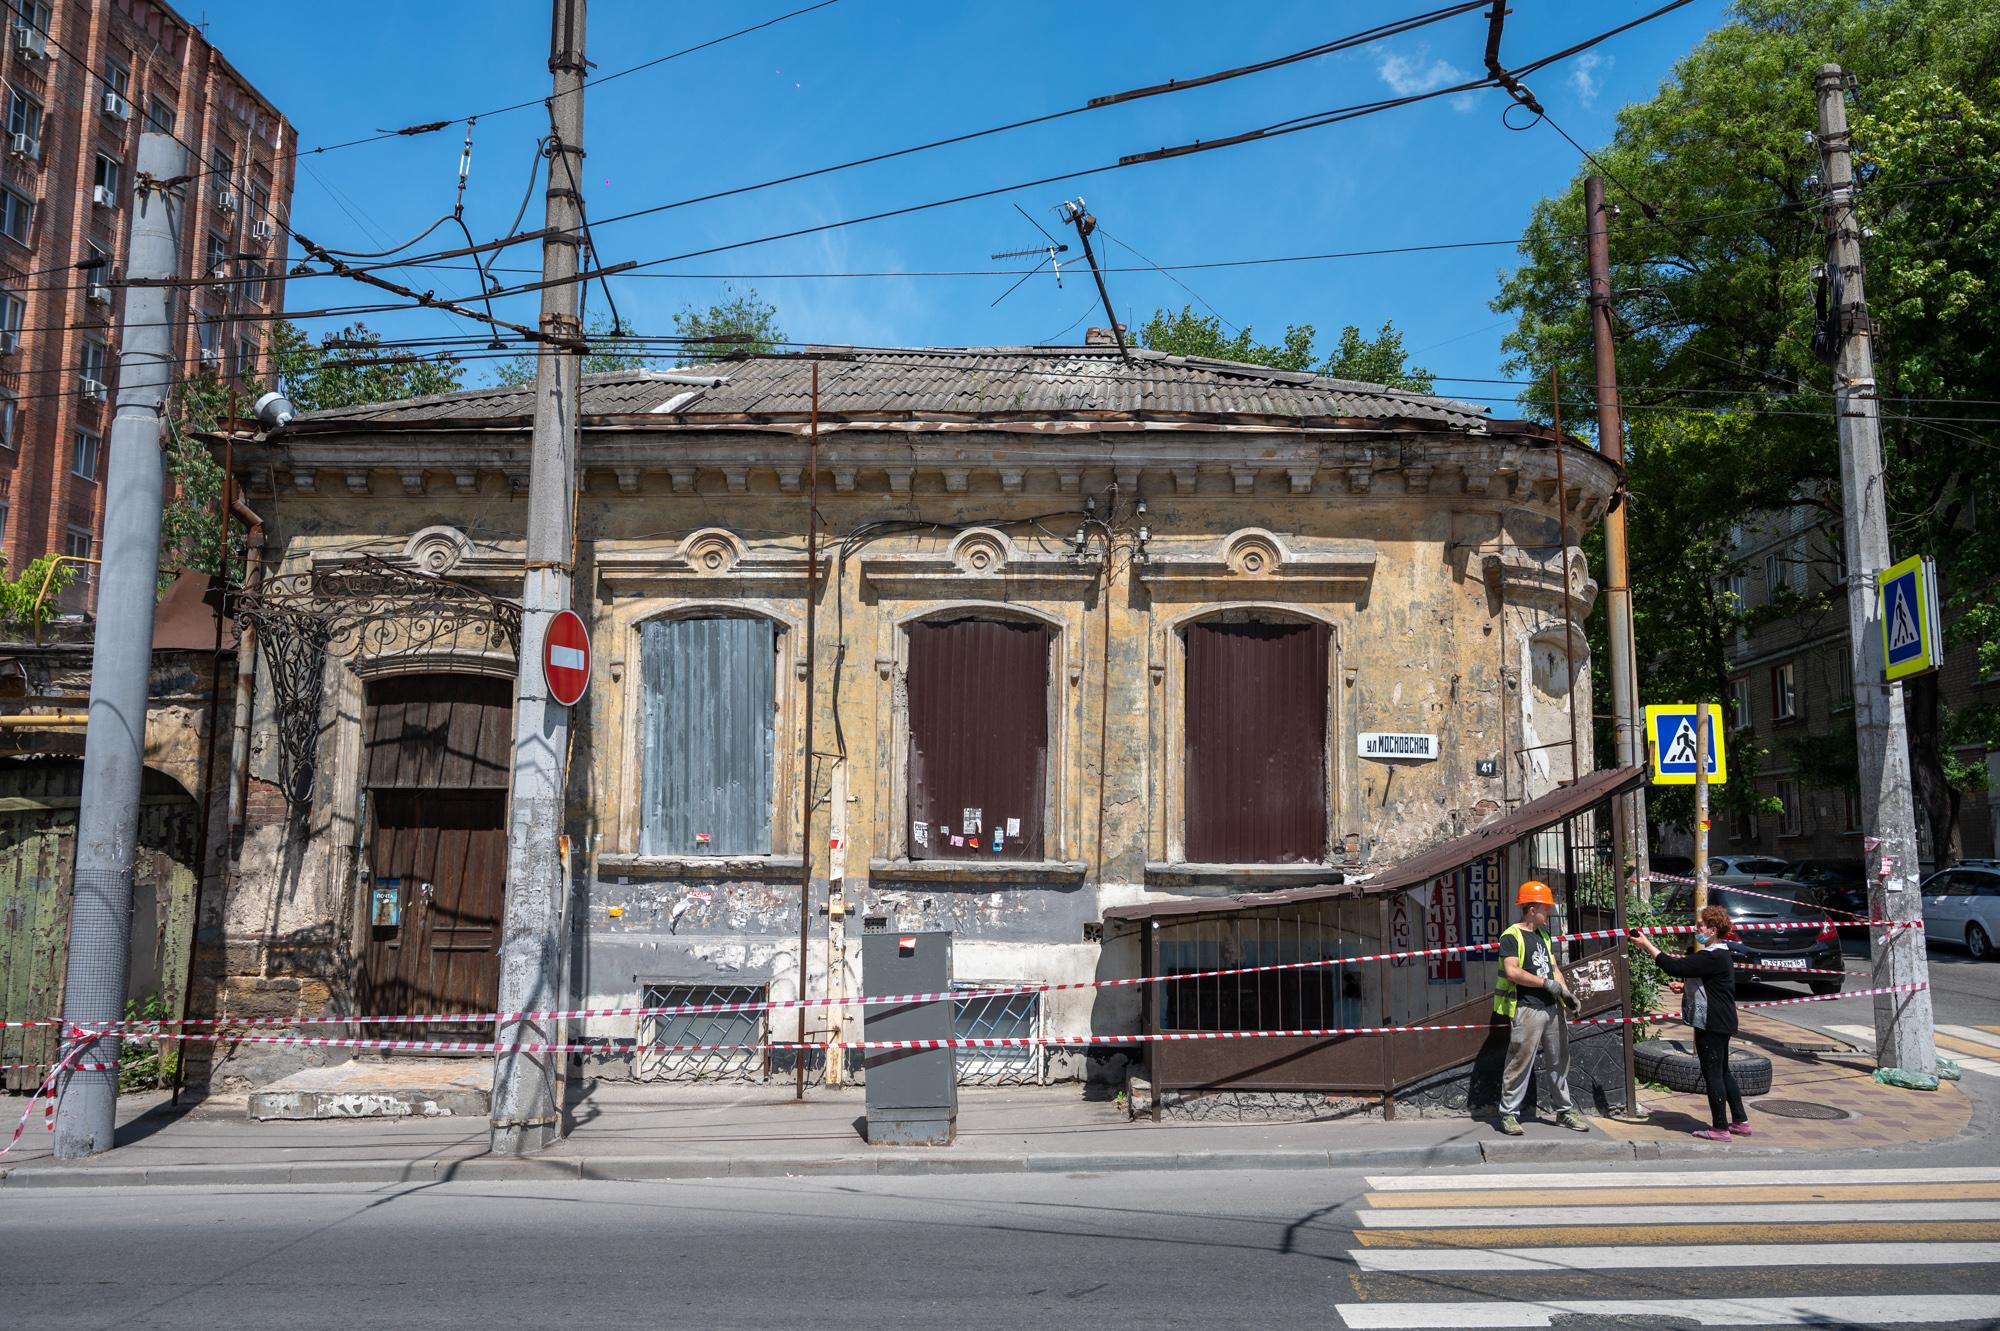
[1583,176,1650,898]
[1815,64,1935,1075]
[490,0,587,1155]
[52,133,184,1157]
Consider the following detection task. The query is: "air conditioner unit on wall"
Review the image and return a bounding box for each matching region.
[200,346,221,368]
[92,185,116,208]
[216,190,238,214]
[102,92,130,121]
[7,132,36,162]
[250,220,275,243]
[79,378,107,402]
[86,282,111,305]
[13,25,46,59]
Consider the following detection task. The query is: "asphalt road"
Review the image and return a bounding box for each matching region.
[1769,941,1999,1051]
[6,1161,2000,1330]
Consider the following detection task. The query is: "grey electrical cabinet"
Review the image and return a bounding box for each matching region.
[861,929,956,1146]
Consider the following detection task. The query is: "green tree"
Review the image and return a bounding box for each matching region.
[0,555,78,632]
[667,286,785,365]
[1138,307,1435,390]
[160,321,462,580]
[1492,0,2000,855]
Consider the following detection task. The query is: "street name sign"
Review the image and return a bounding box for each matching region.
[1358,732,1438,760]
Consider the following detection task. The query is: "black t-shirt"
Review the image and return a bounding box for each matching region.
[1509,925,1557,1010]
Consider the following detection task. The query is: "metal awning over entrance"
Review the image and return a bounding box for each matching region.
[1106,767,1646,1108]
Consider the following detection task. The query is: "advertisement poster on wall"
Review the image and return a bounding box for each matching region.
[1425,871,1465,984]
[1465,853,1504,951]
[1389,893,1416,967]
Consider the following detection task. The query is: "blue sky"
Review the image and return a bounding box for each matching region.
[199,0,1730,403]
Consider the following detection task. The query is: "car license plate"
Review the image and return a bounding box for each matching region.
[1761,958,1809,970]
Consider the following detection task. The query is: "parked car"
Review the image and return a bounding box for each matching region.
[1784,858,1870,919]
[1653,875,1847,994]
[1710,854,1793,877]
[1650,854,1695,879]
[1919,865,2000,961]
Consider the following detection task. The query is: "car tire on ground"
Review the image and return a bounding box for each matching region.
[1970,924,1993,962]
[1633,1037,1774,1097]
[1809,978,1844,996]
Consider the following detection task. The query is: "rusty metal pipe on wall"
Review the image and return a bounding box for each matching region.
[226,470,266,835]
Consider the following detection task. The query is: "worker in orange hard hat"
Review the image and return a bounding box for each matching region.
[1492,879,1589,1137]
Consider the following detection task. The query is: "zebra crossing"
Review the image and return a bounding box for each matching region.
[1825,1023,2000,1077]
[1334,1166,2000,1328]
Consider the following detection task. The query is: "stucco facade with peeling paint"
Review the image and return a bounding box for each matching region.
[207,347,1617,1088]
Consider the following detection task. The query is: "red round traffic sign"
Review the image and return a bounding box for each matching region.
[543,609,591,707]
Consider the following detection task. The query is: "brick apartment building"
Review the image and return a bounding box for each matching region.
[0,0,294,600]
[1710,501,1996,873]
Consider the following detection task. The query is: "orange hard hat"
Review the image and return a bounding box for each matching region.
[1516,880,1556,907]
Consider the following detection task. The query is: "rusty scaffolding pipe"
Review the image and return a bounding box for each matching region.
[1552,370,1580,788]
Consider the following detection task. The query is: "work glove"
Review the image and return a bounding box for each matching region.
[1548,978,1580,1011]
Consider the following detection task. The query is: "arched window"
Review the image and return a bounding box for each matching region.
[906,616,1050,860]
[1183,617,1329,863]
[639,615,777,855]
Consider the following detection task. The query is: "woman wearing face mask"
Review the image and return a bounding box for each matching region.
[1629,905,1749,1141]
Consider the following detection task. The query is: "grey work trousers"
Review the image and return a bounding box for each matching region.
[1499,1003,1575,1116]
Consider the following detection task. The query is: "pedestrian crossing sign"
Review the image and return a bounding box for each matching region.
[1879,553,1941,682]
[1644,703,1727,785]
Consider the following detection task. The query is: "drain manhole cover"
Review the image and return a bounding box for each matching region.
[1755,1099,1851,1120]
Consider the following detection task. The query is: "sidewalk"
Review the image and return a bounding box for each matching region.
[1,1018,1979,1190]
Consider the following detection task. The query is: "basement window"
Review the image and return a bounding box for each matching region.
[636,981,766,1083]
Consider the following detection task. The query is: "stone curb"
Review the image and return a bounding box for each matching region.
[0,1134,1857,1190]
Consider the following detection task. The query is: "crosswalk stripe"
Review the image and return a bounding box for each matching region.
[1349,1240,2000,1272]
[1940,1023,2000,1051]
[1356,1221,2000,1248]
[1364,1182,2000,1208]
[1356,1201,2000,1228]
[1364,1166,2000,1191]
[1826,1023,2000,1074]
[1333,1295,2000,1328]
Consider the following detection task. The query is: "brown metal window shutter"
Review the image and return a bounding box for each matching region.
[907,618,1049,860]
[1184,620,1329,863]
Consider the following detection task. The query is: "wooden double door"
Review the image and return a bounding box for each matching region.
[357,675,511,1028]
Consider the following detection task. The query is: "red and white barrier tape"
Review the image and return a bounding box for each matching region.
[4,982,1930,1155]
[0,916,1922,1036]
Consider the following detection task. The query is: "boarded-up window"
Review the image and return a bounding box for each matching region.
[1184,620,1329,863]
[640,616,776,855]
[908,617,1049,860]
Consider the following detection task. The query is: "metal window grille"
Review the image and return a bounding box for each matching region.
[953,983,1043,1085]
[636,982,766,1083]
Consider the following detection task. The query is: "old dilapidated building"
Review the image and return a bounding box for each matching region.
[207,344,1619,1091]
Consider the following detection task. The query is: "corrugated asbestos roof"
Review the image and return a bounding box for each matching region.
[290,347,1493,431]
[1102,765,1648,922]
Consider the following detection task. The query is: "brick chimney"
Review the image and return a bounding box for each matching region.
[1083,324,1127,347]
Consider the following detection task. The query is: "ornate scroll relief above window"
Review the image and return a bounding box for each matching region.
[594,527,814,597]
[1480,546,1598,624]
[404,524,472,576]
[858,526,1097,598]
[1137,527,1377,599]
[233,553,522,808]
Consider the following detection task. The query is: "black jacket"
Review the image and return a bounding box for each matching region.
[1653,943,1738,1036]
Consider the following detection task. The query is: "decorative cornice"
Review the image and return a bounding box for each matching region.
[1137,527,1377,597]
[1481,547,1599,622]
[858,526,1098,598]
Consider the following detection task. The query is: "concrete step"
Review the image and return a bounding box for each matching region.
[247,1059,490,1121]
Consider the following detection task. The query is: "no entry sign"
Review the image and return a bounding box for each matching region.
[543,609,591,707]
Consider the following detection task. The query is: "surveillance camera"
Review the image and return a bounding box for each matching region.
[253,390,296,430]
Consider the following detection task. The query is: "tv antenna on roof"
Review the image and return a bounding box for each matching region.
[987,203,1069,308]
[1058,196,1128,360]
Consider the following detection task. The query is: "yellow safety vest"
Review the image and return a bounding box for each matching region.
[1492,923,1550,1020]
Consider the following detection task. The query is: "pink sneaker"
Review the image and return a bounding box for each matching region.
[1692,1127,1733,1141]
[1729,1121,1753,1136]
